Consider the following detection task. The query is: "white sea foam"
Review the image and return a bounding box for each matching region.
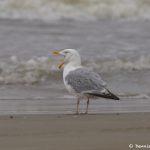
[131,94,150,99]
[85,55,150,72]
[0,56,53,84]
[0,55,150,84]
[0,0,150,21]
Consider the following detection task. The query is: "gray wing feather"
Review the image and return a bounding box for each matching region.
[65,68,106,93]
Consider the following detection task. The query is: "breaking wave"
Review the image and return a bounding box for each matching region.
[0,0,150,21]
[0,55,150,84]
[85,55,150,72]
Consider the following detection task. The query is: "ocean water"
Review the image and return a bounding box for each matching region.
[0,0,150,115]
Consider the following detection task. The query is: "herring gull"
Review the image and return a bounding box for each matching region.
[53,49,119,114]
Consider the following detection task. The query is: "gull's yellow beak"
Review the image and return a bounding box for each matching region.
[52,51,60,55]
[52,51,64,69]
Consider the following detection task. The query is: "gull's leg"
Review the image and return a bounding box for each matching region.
[85,98,89,114]
[76,98,80,114]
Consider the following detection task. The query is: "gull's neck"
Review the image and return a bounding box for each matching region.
[63,58,82,77]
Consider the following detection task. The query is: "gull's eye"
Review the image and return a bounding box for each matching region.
[64,51,69,54]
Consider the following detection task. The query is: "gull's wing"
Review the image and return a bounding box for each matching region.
[65,68,119,100]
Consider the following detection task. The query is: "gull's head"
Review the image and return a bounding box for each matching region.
[52,49,81,69]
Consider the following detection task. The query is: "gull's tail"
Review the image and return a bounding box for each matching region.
[83,89,120,100]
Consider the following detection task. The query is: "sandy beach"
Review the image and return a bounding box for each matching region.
[0,113,149,150]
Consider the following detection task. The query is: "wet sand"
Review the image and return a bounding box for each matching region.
[0,113,149,150]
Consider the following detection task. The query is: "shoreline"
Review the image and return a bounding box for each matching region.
[0,112,149,150]
[0,111,149,117]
